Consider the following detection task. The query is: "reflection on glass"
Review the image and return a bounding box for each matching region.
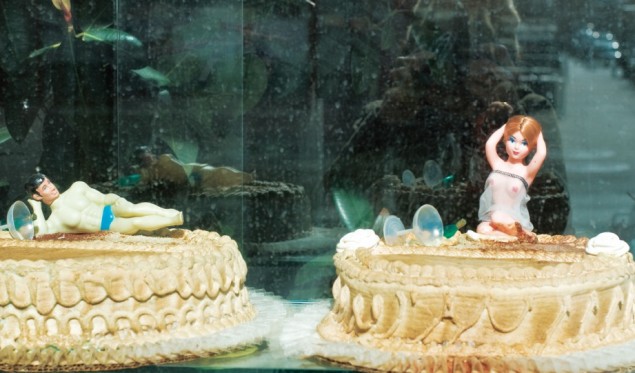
[0,0,634,370]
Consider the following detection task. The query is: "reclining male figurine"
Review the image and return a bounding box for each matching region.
[25,173,183,235]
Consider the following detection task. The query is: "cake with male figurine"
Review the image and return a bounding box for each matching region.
[0,173,279,371]
[281,116,635,372]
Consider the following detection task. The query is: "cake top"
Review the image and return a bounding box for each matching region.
[334,229,635,287]
[0,229,221,261]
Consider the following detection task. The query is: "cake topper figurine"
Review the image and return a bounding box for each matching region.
[25,173,183,236]
[133,146,254,189]
[476,115,546,242]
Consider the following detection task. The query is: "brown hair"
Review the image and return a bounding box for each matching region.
[503,115,542,149]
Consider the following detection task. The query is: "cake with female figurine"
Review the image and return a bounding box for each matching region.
[311,226,635,372]
[0,174,280,371]
[280,116,635,372]
[371,115,569,235]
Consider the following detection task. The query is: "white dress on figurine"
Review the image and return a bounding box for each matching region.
[478,170,533,231]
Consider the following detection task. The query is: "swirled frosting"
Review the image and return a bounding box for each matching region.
[0,229,256,371]
[318,231,635,372]
[336,229,380,253]
[586,232,630,256]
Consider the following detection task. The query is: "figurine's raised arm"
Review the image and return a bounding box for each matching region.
[72,181,122,206]
[25,173,183,236]
[525,131,546,185]
[484,124,506,170]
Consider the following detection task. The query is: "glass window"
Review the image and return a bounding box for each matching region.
[0,0,634,371]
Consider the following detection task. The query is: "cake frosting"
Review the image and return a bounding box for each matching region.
[336,229,380,253]
[586,232,630,256]
[312,229,635,372]
[0,229,259,371]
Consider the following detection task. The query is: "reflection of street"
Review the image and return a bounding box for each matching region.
[560,58,635,244]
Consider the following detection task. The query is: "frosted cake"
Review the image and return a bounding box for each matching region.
[312,229,635,372]
[0,229,259,371]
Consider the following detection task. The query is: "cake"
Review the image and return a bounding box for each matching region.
[311,229,635,372]
[187,180,312,245]
[0,229,261,371]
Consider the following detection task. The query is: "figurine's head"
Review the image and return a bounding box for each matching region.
[503,115,542,150]
[25,173,60,205]
[133,146,157,168]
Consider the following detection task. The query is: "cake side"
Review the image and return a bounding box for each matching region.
[318,231,635,359]
[0,229,257,370]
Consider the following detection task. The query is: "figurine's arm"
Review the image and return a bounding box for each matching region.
[485,125,506,169]
[156,154,189,183]
[73,181,122,205]
[526,131,547,183]
[100,192,122,205]
[27,199,50,235]
[28,197,87,234]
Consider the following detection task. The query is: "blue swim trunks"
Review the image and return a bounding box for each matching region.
[100,205,115,230]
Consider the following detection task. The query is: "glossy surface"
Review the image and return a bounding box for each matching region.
[0,1,634,371]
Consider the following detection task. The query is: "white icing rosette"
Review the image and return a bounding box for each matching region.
[336,229,380,253]
[586,232,630,256]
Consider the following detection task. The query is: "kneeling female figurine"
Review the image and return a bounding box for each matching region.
[477,115,547,241]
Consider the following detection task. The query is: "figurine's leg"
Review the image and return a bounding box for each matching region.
[477,221,512,236]
[489,221,518,236]
[490,221,537,243]
[109,214,183,235]
[488,211,518,234]
[112,199,180,218]
[477,221,496,234]
[514,223,537,243]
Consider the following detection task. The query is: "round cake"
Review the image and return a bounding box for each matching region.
[0,229,257,371]
[188,180,312,244]
[314,230,635,372]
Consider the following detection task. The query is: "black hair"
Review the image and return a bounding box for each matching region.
[131,146,155,166]
[25,173,47,196]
